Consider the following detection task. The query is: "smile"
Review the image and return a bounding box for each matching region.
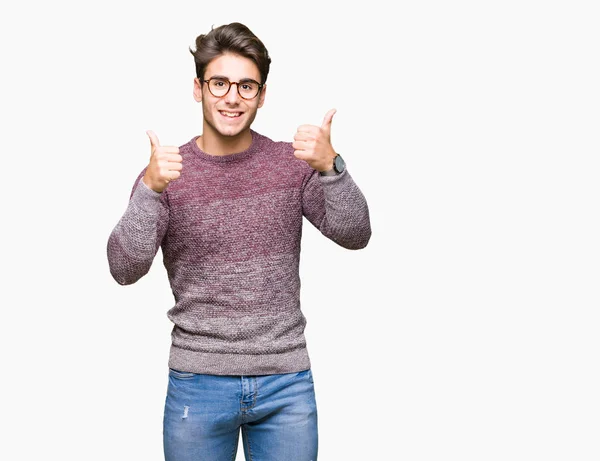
[219,111,243,118]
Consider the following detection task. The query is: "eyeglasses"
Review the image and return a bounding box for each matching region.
[202,77,263,100]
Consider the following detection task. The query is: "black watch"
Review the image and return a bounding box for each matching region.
[319,154,345,176]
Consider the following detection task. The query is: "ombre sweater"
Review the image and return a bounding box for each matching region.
[107,130,371,375]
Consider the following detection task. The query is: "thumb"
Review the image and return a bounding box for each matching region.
[146,130,160,149]
[321,108,337,131]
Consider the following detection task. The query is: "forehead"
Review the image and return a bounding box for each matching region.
[205,53,261,81]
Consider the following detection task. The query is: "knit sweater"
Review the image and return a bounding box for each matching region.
[107,129,371,375]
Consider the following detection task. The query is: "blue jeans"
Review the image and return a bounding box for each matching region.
[163,368,318,461]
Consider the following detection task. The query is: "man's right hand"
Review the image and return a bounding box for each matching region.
[142,130,183,193]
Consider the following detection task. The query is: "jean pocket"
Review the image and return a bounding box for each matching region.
[169,368,196,379]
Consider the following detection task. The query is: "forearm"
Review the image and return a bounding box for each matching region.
[315,169,372,249]
[107,178,169,285]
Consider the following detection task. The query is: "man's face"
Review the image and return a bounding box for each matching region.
[193,53,266,138]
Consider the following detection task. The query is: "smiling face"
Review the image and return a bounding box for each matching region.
[193,52,266,145]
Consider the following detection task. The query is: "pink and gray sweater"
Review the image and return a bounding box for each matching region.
[107,130,371,375]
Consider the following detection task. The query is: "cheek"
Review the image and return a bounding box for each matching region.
[248,100,262,112]
[202,103,213,119]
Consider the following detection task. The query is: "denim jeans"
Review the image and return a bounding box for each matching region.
[163,368,318,461]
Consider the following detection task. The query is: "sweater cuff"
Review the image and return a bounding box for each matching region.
[317,166,348,184]
[131,177,164,214]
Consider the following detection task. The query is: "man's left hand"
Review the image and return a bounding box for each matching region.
[293,108,338,172]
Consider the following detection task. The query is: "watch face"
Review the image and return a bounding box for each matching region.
[334,155,345,173]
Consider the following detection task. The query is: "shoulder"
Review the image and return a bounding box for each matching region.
[252,130,312,172]
[178,136,198,157]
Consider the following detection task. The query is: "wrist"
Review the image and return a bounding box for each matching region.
[142,175,165,193]
[318,153,345,176]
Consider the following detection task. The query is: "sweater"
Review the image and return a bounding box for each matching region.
[107,129,371,375]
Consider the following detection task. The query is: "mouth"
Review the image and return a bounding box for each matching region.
[219,110,243,119]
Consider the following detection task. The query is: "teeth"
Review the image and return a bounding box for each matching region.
[221,111,241,117]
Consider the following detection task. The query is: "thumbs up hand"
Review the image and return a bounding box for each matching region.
[293,108,338,172]
[142,130,183,193]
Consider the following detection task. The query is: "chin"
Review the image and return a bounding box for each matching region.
[204,107,257,138]
[214,115,254,137]
[217,125,247,137]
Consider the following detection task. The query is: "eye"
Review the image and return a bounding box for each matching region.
[211,78,228,88]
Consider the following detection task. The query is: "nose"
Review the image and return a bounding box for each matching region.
[224,82,241,104]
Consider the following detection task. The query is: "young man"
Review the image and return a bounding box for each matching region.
[107,22,371,461]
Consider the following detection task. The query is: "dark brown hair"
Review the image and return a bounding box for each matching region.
[189,22,271,84]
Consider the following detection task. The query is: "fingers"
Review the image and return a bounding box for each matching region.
[143,130,183,192]
[292,140,310,151]
[167,152,183,162]
[297,107,337,135]
[164,170,181,182]
[293,121,324,155]
[146,130,160,149]
[164,159,183,172]
[296,124,320,135]
[294,131,314,142]
[146,131,180,156]
[155,158,182,186]
[152,145,181,158]
[293,110,337,169]
[160,147,181,155]
[157,154,183,174]
[321,108,337,130]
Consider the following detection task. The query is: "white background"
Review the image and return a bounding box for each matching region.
[1,0,599,460]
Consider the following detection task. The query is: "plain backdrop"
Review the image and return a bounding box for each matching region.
[1,0,599,460]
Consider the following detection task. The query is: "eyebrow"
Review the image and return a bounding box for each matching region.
[208,75,260,83]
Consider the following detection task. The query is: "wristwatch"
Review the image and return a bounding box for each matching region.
[319,154,345,176]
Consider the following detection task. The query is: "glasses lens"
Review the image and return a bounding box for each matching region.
[207,78,260,99]
[209,78,230,97]
[238,81,259,99]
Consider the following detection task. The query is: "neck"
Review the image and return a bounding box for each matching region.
[197,123,253,156]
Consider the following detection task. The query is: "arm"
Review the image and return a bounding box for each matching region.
[107,171,170,285]
[294,109,371,249]
[301,167,371,250]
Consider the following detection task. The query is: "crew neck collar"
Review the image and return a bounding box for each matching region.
[190,130,260,163]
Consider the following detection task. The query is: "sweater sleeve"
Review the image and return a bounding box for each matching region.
[107,172,170,285]
[301,167,372,249]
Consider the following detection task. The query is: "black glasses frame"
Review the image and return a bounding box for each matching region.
[202,77,264,100]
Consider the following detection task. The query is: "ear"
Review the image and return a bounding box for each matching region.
[257,83,267,108]
[193,78,202,102]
